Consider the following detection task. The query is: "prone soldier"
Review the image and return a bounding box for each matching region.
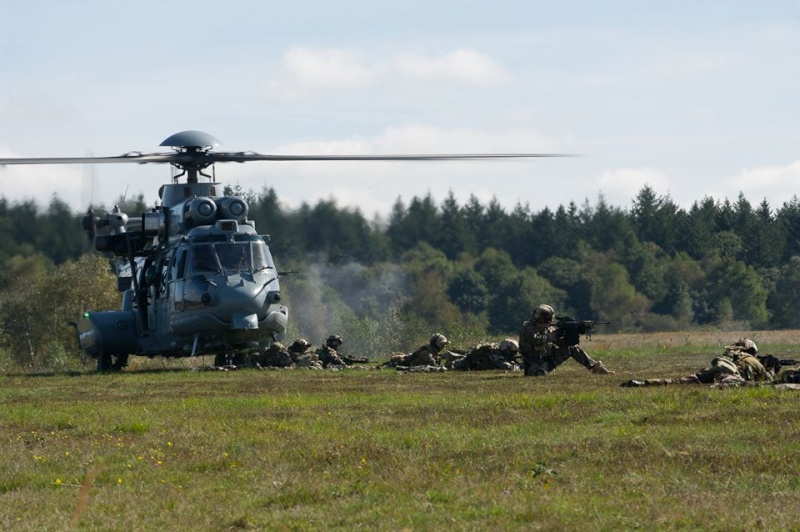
[259,341,293,368]
[288,338,323,369]
[382,333,450,369]
[449,339,520,371]
[621,338,771,387]
[316,334,348,368]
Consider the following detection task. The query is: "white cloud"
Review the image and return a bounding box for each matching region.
[593,167,671,206]
[731,161,800,201]
[393,49,511,86]
[270,46,375,93]
[265,46,511,98]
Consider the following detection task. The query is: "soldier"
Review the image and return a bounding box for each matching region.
[621,338,770,387]
[259,341,293,368]
[315,334,369,366]
[383,333,450,368]
[288,338,323,369]
[316,334,348,368]
[450,339,520,371]
[519,304,614,377]
[288,338,312,359]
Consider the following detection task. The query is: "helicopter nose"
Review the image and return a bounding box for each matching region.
[231,312,258,330]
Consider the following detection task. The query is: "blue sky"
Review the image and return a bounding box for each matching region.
[1,1,798,218]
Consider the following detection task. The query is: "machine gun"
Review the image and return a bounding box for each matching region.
[757,354,800,374]
[554,316,610,347]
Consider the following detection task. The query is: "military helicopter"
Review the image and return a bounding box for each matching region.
[0,130,564,370]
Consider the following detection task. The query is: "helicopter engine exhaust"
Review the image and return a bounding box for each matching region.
[75,311,138,357]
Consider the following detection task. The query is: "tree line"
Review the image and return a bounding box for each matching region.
[2,185,800,369]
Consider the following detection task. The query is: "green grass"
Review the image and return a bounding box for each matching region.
[2,337,800,530]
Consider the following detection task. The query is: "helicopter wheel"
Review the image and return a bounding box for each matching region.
[112,354,129,371]
[97,354,112,372]
[212,353,247,367]
[97,353,128,372]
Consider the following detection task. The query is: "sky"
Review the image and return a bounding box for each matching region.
[1,1,798,220]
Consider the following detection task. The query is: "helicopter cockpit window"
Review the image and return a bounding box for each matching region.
[252,242,271,271]
[191,244,217,272]
[212,242,271,273]
[215,242,252,272]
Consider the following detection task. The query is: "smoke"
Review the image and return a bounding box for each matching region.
[280,259,410,358]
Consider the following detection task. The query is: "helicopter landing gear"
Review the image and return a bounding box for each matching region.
[97,353,129,372]
[213,353,247,367]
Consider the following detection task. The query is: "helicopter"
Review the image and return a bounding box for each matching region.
[0,130,565,371]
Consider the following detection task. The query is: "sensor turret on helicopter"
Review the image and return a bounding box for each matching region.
[0,130,565,371]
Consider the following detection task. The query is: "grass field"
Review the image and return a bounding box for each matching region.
[2,330,800,530]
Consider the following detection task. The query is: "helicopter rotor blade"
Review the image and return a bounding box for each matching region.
[211,152,574,162]
[0,151,574,167]
[0,154,175,165]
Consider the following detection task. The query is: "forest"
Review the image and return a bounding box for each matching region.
[2,183,800,371]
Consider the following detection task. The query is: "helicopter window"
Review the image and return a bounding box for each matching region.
[215,242,252,272]
[191,244,217,272]
[252,242,272,271]
[176,249,187,279]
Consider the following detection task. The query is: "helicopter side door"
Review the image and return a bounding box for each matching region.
[169,247,188,313]
[143,253,166,335]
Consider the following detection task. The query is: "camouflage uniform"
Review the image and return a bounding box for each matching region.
[316,334,348,368]
[288,338,323,369]
[401,343,441,367]
[260,341,293,368]
[383,333,449,368]
[519,305,612,377]
[622,338,770,387]
[451,339,519,371]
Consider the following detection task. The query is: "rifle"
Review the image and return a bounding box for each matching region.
[554,316,610,347]
[757,354,800,374]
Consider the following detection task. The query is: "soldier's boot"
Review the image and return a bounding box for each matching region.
[645,378,675,386]
[620,380,646,387]
[590,361,615,375]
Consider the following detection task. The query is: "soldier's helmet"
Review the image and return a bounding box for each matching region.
[289,338,310,352]
[533,304,555,324]
[731,337,758,355]
[499,338,519,353]
[430,333,449,349]
[326,334,343,348]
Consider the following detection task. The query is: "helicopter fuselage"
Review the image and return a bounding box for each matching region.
[75,181,288,366]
